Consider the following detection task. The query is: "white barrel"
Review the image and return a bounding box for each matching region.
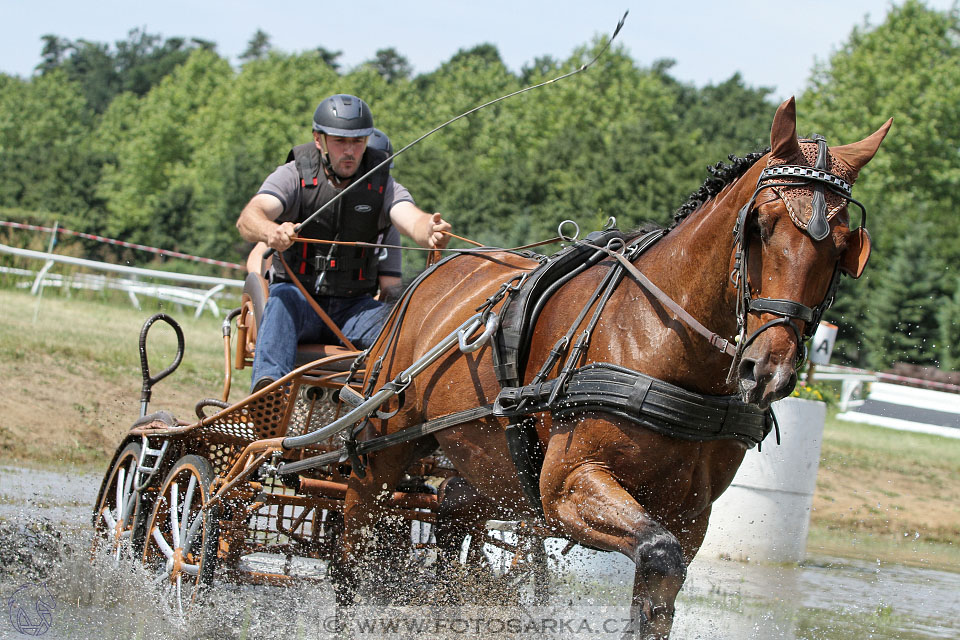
[697,396,826,563]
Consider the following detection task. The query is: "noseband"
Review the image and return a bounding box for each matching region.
[729,135,869,372]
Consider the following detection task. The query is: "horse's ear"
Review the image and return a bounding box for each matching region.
[840,227,872,278]
[770,97,802,161]
[830,118,894,175]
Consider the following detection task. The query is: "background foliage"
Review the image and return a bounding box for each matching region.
[0,0,957,371]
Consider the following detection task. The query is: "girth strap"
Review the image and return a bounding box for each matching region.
[495,362,771,447]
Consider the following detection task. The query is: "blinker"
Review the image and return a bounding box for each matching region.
[807,134,831,241]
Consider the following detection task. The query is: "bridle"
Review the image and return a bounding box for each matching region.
[728,134,869,375]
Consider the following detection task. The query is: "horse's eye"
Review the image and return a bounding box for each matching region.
[757,215,775,243]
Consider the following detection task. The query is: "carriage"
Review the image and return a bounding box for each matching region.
[92,98,890,638]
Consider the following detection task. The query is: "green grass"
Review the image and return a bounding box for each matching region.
[819,412,960,474]
[0,286,250,465]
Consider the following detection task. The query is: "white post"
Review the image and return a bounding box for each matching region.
[697,396,827,563]
[31,221,59,322]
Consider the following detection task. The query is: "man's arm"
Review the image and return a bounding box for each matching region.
[389,200,451,249]
[236,193,297,251]
[376,275,404,303]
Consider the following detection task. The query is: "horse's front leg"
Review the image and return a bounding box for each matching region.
[541,459,686,639]
[336,444,413,605]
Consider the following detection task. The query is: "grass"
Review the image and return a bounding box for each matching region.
[0,286,250,466]
[808,411,960,571]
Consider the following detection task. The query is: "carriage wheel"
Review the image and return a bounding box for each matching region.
[141,454,220,615]
[92,441,151,560]
[461,524,551,605]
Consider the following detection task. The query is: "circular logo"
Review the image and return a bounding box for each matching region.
[7,583,55,637]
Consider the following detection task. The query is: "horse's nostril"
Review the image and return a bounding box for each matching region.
[738,358,758,391]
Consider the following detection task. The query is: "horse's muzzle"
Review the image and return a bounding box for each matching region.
[737,356,798,409]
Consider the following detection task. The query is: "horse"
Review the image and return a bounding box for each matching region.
[334,97,891,638]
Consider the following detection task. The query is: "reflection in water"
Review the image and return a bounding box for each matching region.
[558,542,960,639]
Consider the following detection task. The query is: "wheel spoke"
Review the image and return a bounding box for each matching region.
[176,574,184,616]
[120,460,137,522]
[115,467,126,525]
[182,512,203,557]
[170,482,181,549]
[152,526,175,561]
[179,475,197,547]
[100,507,117,531]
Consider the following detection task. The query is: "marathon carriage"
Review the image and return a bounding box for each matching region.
[92,258,553,613]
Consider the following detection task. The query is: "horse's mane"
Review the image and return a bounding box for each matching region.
[671,148,770,228]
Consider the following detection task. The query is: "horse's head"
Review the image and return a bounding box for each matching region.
[733,97,892,408]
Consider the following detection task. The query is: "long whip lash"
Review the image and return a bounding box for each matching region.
[264,10,628,259]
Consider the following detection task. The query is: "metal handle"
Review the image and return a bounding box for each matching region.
[458,312,499,353]
[138,313,184,417]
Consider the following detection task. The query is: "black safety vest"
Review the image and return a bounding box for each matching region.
[275,143,391,297]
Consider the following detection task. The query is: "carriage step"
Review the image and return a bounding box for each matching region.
[135,436,169,490]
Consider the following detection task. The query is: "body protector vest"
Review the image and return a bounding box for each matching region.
[275,144,391,297]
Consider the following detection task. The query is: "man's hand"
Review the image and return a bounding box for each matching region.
[266,221,297,252]
[389,201,453,249]
[426,212,452,249]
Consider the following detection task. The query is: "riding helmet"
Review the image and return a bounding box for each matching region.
[367,128,394,167]
[312,94,375,138]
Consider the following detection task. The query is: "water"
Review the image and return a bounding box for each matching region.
[1,465,958,639]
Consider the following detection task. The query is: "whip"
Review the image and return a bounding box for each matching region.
[263,10,629,259]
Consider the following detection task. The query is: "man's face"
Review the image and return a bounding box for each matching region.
[316,132,367,178]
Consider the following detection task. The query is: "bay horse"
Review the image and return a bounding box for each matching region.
[336,98,891,638]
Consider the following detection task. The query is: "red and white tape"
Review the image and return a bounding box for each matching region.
[0,220,244,270]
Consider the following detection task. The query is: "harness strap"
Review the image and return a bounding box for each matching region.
[748,298,814,323]
[494,362,771,447]
[585,243,737,357]
[276,404,496,476]
[277,252,357,351]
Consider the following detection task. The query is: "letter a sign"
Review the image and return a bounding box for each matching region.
[809,322,838,366]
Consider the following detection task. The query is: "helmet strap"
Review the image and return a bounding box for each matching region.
[316,134,347,186]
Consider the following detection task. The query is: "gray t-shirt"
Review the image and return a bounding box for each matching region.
[258,161,414,228]
[258,161,412,278]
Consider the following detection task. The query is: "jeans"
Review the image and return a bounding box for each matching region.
[251,283,391,388]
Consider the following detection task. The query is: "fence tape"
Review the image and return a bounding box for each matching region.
[0,220,244,270]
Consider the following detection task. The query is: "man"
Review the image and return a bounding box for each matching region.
[237,94,451,391]
[244,127,404,302]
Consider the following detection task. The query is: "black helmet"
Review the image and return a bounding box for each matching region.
[367,128,393,155]
[367,128,394,167]
[312,94,374,137]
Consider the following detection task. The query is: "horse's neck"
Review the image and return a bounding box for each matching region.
[597,164,762,392]
[649,166,756,302]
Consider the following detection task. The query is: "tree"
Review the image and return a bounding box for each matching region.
[936,278,960,370]
[315,46,342,71]
[800,0,960,367]
[240,29,272,63]
[33,28,216,113]
[0,70,98,227]
[365,47,412,83]
[862,223,947,369]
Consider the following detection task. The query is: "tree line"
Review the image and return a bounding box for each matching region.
[0,0,957,372]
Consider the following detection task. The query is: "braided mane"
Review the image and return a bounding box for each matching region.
[671,148,770,228]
